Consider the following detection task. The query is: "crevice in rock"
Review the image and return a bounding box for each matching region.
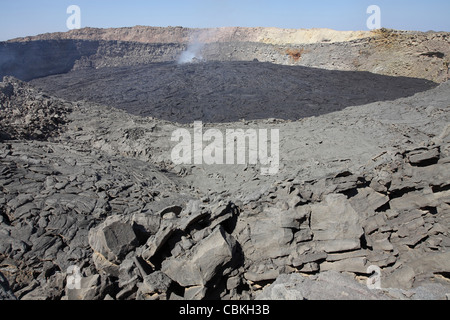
[408,235,429,248]
[249,278,276,291]
[388,187,419,200]
[221,206,240,235]
[434,272,450,280]
[409,158,439,167]
[42,263,60,279]
[149,230,186,270]
[134,256,154,277]
[132,224,152,246]
[342,180,370,199]
[420,51,445,59]
[0,207,11,226]
[335,171,353,178]
[431,184,450,193]
[235,281,251,296]
[342,188,358,199]
[167,280,185,299]
[204,241,245,300]
[420,206,438,215]
[375,201,391,213]
[204,276,227,300]
[360,234,371,250]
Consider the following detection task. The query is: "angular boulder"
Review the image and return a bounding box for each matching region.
[310,194,364,253]
[161,226,236,288]
[88,215,139,264]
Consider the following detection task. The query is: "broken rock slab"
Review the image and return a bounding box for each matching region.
[236,205,309,263]
[141,219,177,261]
[136,271,173,300]
[383,266,416,290]
[320,257,368,274]
[389,189,438,212]
[64,274,114,300]
[349,187,389,217]
[161,226,236,288]
[256,271,391,300]
[88,215,139,265]
[310,194,364,253]
[407,147,440,166]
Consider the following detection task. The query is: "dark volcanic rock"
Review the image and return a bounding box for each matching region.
[29,61,436,123]
[0,40,449,301]
[0,77,72,141]
[89,216,139,264]
[256,271,389,300]
[161,226,236,288]
[0,40,100,81]
[0,271,17,300]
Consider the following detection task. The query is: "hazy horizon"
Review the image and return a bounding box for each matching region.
[1,0,450,41]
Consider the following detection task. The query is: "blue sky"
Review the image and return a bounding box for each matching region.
[1,0,449,41]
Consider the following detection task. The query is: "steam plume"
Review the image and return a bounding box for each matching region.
[177,41,205,64]
[177,29,218,65]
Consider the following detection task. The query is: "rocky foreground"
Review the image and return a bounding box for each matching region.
[1,75,449,300]
[1,26,450,300]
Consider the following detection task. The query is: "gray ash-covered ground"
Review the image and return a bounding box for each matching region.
[0,77,71,141]
[30,61,437,123]
[1,75,450,300]
[1,26,450,300]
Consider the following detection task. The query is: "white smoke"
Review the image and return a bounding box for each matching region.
[177,29,219,65]
[177,42,205,64]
